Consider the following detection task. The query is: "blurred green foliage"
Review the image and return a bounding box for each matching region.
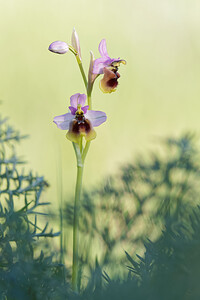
[69,134,200,299]
[73,206,200,300]
[0,116,71,299]
[64,133,200,276]
[2,115,200,299]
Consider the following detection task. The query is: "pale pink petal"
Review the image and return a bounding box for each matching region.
[82,105,89,114]
[98,39,109,57]
[85,110,107,127]
[70,93,80,108]
[93,57,113,74]
[53,113,74,130]
[70,93,86,108]
[69,106,77,115]
[77,94,87,107]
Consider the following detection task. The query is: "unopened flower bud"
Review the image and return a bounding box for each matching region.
[48,41,69,54]
[88,51,98,86]
[71,28,81,59]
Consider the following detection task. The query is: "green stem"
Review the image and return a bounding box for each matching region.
[72,162,84,292]
[69,46,78,55]
[70,44,93,291]
[79,136,83,154]
[82,141,91,163]
[69,46,88,91]
[76,55,88,90]
[73,142,83,167]
[87,74,100,109]
[59,206,64,264]
[87,93,92,110]
[87,78,92,109]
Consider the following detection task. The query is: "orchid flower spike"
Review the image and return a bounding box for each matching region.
[53,93,107,143]
[48,41,69,54]
[93,39,126,93]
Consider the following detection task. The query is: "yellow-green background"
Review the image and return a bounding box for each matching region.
[1,0,200,205]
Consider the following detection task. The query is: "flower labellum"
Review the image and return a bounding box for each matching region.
[48,41,69,54]
[53,93,107,143]
[100,67,120,93]
[93,39,126,93]
[71,28,81,59]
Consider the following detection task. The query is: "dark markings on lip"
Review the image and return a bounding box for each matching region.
[70,116,92,135]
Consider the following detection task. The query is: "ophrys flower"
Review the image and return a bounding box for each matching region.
[53,93,107,143]
[93,39,126,93]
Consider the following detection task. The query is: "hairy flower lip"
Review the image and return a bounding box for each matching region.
[100,67,120,93]
[66,117,97,143]
[48,41,69,54]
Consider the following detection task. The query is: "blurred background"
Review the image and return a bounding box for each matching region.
[0,0,200,206]
[1,2,200,297]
